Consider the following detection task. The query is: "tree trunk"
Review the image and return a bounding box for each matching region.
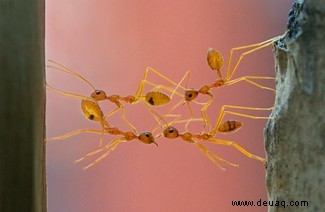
[265,0,324,211]
[0,0,46,211]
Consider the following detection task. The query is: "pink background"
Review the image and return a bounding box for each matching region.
[46,1,293,211]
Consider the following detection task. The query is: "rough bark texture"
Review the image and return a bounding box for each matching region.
[0,0,46,211]
[265,0,324,211]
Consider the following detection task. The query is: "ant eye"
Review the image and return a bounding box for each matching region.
[188,94,193,98]
[169,128,174,133]
[145,133,150,137]
[95,90,101,95]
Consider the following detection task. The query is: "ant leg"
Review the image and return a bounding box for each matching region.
[45,129,106,142]
[194,142,239,170]
[186,95,213,131]
[82,138,126,170]
[147,67,187,89]
[171,70,191,99]
[104,105,138,134]
[120,104,138,134]
[134,67,186,101]
[225,76,276,93]
[151,102,185,135]
[184,102,196,131]
[184,100,212,131]
[172,118,204,126]
[98,119,107,147]
[226,34,285,80]
[208,139,266,164]
[74,137,124,164]
[144,103,164,125]
[200,92,213,130]
[104,107,120,119]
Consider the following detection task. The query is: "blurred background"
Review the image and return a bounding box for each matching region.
[46,0,293,211]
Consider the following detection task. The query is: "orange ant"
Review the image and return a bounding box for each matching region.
[157,118,265,171]
[45,66,188,148]
[71,113,206,170]
[46,60,186,133]
[153,101,272,170]
[150,34,286,129]
[157,73,275,133]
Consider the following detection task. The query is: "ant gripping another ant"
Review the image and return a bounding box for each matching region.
[152,33,286,130]
[46,60,183,133]
[152,99,273,170]
[46,61,187,146]
[46,33,287,170]
[159,123,265,171]
[157,113,266,171]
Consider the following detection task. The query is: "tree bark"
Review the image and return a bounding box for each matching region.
[265,0,324,211]
[0,0,46,211]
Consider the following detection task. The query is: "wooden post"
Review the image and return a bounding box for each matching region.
[0,0,46,211]
[265,0,324,211]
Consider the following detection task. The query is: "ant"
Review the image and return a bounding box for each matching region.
[46,60,186,133]
[157,76,274,133]
[158,118,265,171]
[150,34,286,129]
[71,114,207,170]
[153,102,271,170]
[206,34,286,90]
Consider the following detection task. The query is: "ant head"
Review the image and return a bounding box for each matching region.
[91,90,107,101]
[184,89,198,102]
[138,132,158,146]
[163,126,179,139]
